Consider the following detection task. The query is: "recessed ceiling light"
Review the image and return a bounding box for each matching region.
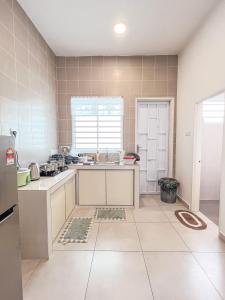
[114,23,126,34]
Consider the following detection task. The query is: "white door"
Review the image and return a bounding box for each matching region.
[136,101,169,193]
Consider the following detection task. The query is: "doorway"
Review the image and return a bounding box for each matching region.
[135,98,174,194]
[192,92,225,225]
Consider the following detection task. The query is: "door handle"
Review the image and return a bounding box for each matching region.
[137,144,142,153]
[0,205,16,225]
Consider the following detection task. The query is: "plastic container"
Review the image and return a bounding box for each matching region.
[158,177,179,203]
[17,168,31,187]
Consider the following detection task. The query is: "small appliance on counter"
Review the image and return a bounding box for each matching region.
[28,162,40,181]
[17,168,31,187]
[123,152,140,165]
[39,161,68,177]
[64,155,79,165]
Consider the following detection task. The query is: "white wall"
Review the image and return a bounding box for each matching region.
[176,0,225,233]
[200,121,223,201]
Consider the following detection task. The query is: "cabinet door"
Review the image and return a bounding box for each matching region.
[106,170,134,205]
[65,176,75,219]
[51,186,66,241]
[79,170,106,205]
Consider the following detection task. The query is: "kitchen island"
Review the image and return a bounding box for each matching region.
[69,163,139,208]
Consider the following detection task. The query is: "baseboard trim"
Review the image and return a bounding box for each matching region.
[219,231,225,242]
[177,194,190,209]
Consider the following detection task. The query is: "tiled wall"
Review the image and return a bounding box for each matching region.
[56,55,177,152]
[0,0,57,166]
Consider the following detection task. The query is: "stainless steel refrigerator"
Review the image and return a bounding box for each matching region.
[0,135,23,300]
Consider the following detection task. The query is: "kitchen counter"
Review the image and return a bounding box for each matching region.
[18,169,76,192]
[69,163,140,208]
[69,163,139,170]
[18,169,76,259]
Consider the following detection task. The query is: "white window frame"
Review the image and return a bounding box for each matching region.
[71,96,124,153]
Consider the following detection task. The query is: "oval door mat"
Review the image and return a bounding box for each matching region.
[175,210,207,230]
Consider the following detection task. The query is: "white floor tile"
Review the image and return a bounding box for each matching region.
[140,197,161,208]
[161,204,187,222]
[133,207,169,222]
[137,222,189,251]
[95,223,141,251]
[172,222,225,252]
[85,251,153,300]
[23,251,93,300]
[144,252,221,300]
[193,252,225,298]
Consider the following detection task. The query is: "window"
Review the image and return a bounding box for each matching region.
[202,99,224,123]
[71,96,123,153]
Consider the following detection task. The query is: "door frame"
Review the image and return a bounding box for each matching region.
[191,101,203,211]
[191,92,225,212]
[135,97,175,189]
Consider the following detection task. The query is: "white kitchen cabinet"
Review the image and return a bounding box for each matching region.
[51,185,66,241]
[106,170,134,205]
[79,170,106,205]
[65,176,75,218]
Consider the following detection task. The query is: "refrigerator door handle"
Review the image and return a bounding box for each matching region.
[0,205,16,225]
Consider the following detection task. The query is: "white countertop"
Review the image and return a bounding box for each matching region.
[18,169,76,192]
[69,163,139,170]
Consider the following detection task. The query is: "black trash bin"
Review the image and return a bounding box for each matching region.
[158,178,180,203]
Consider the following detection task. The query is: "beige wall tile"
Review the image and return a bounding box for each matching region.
[0,72,17,100]
[92,56,104,67]
[155,81,167,96]
[14,15,28,48]
[57,68,66,80]
[16,60,29,87]
[118,56,142,67]
[168,55,178,67]
[155,55,168,68]
[142,80,155,96]
[79,67,91,80]
[91,67,104,80]
[0,47,16,80]
[15,39,29,67]
[67,81,79,94]
[66,56,78,67]
[143,68,155,80]
[57,80,67,93]
[155,67,167,81]
[143,56,155,68]
[0,0,13,33]
[56,56,66,68]
[78,81,91,95]
[168,67,177,81]
[0,22,14,55]
[66,67,79,80]
[91,81,105,95]
[56,55,177,150]
[103,56,117,67]
[79,56,91,67]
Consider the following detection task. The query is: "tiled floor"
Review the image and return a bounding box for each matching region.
[200,200,220,225]
[22,195,225,300]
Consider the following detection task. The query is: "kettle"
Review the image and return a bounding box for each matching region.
[28,162,40,181]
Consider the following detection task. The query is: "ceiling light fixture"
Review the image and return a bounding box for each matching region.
[114,23,126,34]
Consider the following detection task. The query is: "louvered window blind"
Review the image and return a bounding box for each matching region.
[71,96,123,153]
[202,100,224,123]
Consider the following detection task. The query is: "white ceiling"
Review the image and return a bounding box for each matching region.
[18,0,219,56]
